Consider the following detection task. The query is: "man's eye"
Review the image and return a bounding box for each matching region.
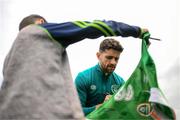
[115,58,119,61]
[106,56,112,60]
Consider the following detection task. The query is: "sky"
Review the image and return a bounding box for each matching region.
[0,0,180,118]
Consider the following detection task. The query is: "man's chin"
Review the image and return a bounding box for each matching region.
[106,70,114,74]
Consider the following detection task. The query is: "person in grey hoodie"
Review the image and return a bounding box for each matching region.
[0,14,149,120]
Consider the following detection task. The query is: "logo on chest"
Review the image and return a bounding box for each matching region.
[111,84,120,94]
[90,85,96,91]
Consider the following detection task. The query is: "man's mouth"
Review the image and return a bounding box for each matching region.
[108,66,115,70]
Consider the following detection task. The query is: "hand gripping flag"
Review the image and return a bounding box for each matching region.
[87,33,176,120]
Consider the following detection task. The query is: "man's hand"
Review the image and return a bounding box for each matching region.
[95,95,112,109]
[142,32,151,47]
[139,28,149,38]
[95,103,102,109]
[104,95,112,102]
[139,28,151,47]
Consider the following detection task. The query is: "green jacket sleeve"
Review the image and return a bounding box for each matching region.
[75,73,96,116]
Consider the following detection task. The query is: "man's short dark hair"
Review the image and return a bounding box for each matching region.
[99,38,124,52]
[19,14,47,31]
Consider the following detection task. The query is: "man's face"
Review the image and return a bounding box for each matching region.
[97,49,121,74]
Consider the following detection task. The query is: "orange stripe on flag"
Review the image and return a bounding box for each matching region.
[151,111,161,120]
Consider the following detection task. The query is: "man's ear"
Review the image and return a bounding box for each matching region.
[35,18,45,25]
[96,52,100,59]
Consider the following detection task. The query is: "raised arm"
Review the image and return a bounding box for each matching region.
[40,20,147,47]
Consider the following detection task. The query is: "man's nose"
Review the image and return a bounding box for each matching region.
[110,58,117,65]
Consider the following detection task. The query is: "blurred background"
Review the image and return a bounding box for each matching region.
[0,0,179,118]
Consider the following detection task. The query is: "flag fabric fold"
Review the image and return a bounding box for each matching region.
[86,36,176,120]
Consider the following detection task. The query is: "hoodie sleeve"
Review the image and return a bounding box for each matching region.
[40,20,141,47]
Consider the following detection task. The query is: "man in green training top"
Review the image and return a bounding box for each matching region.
[75,38,130,116]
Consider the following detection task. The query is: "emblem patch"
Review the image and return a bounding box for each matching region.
[90,85,96,91]
[124,85,134,101]
[137,103,153,117]
[114,84,134,101]
[111,85,120,94]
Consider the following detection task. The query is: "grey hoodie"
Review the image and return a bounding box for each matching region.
[0,25,84,120]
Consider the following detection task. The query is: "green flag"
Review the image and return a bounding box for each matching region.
[87,34,176,120]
